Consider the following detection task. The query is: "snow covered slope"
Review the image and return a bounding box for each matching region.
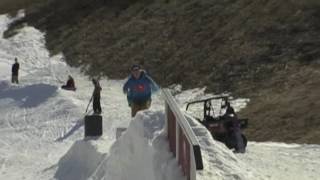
[0,12,319,180]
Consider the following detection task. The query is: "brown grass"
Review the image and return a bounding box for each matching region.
[0,0,44,14]
[239,65,320,144]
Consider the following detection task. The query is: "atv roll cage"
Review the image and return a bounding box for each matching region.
[186,95,248,128]
[186,95,228,119]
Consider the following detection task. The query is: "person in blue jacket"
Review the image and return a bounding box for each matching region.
[123,64,159,117]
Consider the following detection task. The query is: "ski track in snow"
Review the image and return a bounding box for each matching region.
[0,12,319,180]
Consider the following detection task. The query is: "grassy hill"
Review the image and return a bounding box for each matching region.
[1,0,320,144]
[0,0,43,14]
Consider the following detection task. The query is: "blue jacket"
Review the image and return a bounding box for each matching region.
[123,71,159,103]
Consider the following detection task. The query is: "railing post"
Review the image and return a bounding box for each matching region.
[167,105,176,156]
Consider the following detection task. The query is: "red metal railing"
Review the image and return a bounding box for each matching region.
[163,89,203,180]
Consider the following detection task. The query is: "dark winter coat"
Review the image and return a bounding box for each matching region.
[12,63,19,76]
[123,71,159,104]
[93,82,102,99]
[66,78,75,88]
[225,106,236,117]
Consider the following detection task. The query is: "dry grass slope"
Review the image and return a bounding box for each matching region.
[0,0,44,14]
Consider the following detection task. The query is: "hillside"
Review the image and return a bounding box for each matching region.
[1,0,320,144]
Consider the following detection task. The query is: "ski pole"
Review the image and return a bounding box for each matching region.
[85,95,93,114]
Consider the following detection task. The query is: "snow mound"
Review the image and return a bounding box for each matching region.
[54,140,106,180]
[88,110,184,180]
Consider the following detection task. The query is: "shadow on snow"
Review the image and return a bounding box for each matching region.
[55,119,84,142]
[0,83,57,108]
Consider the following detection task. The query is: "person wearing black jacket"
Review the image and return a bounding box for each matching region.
[11,58,19,84]
[222,102,245,153]
[92,78,102,114]
[61,75,76,91]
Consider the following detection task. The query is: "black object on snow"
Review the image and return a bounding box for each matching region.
[85,115,102,137]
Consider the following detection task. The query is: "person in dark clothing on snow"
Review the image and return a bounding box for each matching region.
[92,78,102,114]
[11,58,20,84]
[61,75,76,91]
[222,101,236,117]
[222,101,245,153]
[123,64,159,117]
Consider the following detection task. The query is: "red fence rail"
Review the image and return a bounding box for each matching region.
[163,89,203,180]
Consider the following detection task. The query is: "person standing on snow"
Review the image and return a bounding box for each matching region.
[11,57,20,84]
[222,101,245,153]
[91,78,102,114]
[123,64,159,117]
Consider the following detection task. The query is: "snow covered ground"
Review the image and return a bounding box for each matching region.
[0,12,319,180]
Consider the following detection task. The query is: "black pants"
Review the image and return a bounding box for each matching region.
[11,75,19,84]
[93,96,101,114]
